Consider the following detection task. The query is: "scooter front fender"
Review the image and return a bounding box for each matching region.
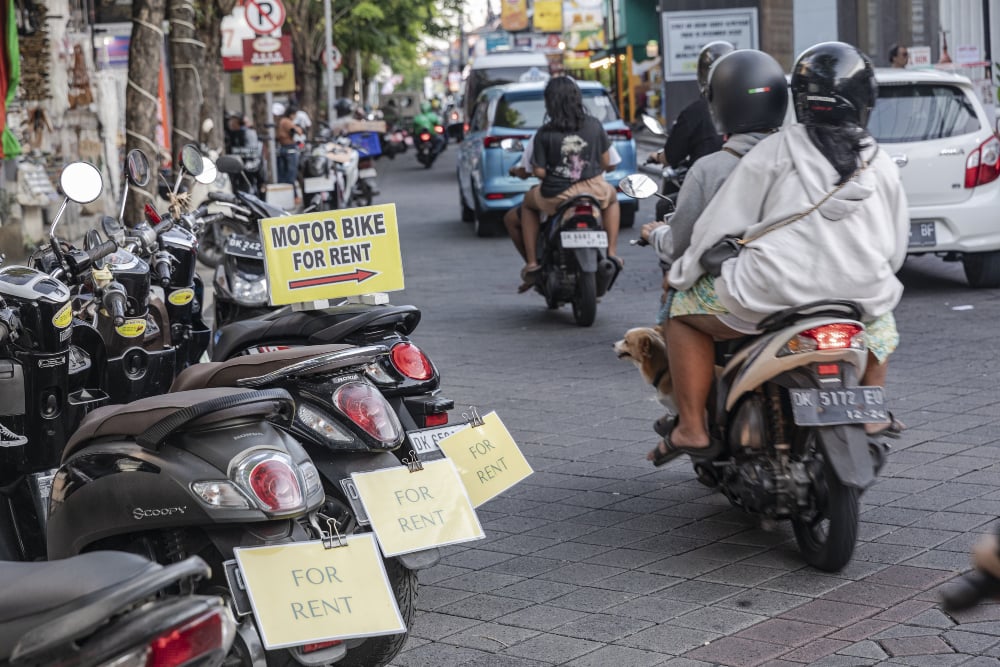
[816,424,876,490]
[572,248,599,273]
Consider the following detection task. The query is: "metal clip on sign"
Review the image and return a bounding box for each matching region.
[400,453,424,474]
[312,512,348,549]
[462,405,485,428]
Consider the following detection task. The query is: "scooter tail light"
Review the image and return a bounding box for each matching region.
[778,323,865,356]
[333,382,403,444]
[144,606,233,667]
[390,342,434,381]
[419,132,431,142]
[434,124,444,133]
[303,640,343,654]
[424,412,449,427]
[233,451,304,512]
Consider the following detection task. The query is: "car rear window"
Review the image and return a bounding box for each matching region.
[492,90,619,129]
[868,84,981,143]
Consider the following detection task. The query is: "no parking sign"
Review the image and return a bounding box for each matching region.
[244,0,285,36]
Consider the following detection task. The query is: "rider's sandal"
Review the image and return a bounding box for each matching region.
[868,411,906,439]
[517,265,541,294]
[648,418,724,466]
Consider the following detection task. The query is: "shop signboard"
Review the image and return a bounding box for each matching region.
[562,0,605,51]
[661,8,758,81]
[533,0,563,33]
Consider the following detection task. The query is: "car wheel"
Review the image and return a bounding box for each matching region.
[475,211,503,237]
[963,251,1000,288]
[460,188,474,223]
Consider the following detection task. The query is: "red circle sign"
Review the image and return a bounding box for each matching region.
[244,0,285,35]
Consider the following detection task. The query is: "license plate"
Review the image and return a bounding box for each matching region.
[406,423,467,460]
[339,478,370,525]
[359,168,378,179]
[789,386,889,426]
[561,230,608,248]
[223,560,253,616]
[909,221,936,248]
[303,175,334,194]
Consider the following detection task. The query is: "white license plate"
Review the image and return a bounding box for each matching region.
[303,175,334,194]
[359,168,378,179]
[789,386,888,426]
[406,423,467,459]
[561,231,608,248]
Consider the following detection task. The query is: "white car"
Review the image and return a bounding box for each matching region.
[869,68,1000,287]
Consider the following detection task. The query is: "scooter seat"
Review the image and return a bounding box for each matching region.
[63,387,288,459]
[172,343,354,392]
[0,551,157,624]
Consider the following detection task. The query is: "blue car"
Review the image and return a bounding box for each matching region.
[457,80,639,237]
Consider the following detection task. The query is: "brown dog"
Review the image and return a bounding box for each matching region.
[613,327,674,412]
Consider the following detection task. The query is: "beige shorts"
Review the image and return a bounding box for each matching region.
[523,174,617,217]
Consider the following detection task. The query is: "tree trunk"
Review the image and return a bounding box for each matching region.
[169,0,200,163]
[125,0,166,223]
[197,0,237,152]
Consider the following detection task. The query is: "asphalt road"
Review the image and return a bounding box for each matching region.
[364,143,1000,667]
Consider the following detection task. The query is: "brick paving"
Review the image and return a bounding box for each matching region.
[375,150,1000,665]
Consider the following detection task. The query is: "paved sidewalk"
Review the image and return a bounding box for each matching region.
[381,149,1000,667]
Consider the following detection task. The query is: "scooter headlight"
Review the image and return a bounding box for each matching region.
[231,272,268,306]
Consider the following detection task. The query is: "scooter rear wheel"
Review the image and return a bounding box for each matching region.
[572,272,597,327]
[792,456,859,572]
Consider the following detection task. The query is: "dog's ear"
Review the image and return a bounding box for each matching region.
[639,335,651,356]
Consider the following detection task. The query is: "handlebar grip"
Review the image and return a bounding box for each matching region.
[194,204,209,217]
[154,259,171,288]
[207,191,239,204]
[103,290,127,328]
[152,216,173,236]
[200,213,226,226]
[87,239,118,263]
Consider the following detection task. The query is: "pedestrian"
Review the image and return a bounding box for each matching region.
[889,44,909,68]
[276,105,304,198]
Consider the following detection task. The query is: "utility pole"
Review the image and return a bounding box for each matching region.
[984,0,993,85]
[324,0,334,129]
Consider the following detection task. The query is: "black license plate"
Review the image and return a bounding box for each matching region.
[909,221,936,248]
[339,478,370,526]
[223,560,253,617]
[789,387,888,426]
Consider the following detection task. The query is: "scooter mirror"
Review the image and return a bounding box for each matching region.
[180,144,204,176]
[642,113,666,136]
[101,215,125,244]
[499,138,524,152]
[618,174,658,199]
[195,159,218,185]
[60,162,103,204]
[125,149,151,187]
[216,155,245,175]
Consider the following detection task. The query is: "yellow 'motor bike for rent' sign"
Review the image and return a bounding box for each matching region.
[259,203,405,306]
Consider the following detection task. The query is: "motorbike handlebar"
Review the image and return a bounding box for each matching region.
[153,257,172,288]
[102,287,127,328]
[207,191,239,205]
[151,215,173,236]
[87,239,118,263]
[194,204,209,218]
[200,213,226,227]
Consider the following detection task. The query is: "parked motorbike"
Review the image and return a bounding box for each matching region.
[621,174,888,571]
[0,553,234,667]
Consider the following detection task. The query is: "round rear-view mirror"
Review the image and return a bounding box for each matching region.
[195,158,218,185]
[618,174,658,199]
[125,149,151,187]
[101,215,125,243]
[215,155,245,175]
[642,114,666,136]
[60,162,103,204]
[84,229,109,269]
[180,144,204,176]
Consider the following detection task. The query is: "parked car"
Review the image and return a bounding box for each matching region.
[457,79,639,237]
[868,68,1000,287]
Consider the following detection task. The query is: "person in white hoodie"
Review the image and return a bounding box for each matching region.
[652,41,909,463]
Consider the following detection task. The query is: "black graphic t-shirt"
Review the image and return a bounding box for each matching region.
[533,116,611,198]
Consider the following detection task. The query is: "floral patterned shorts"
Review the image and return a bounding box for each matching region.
[657,275,899,363]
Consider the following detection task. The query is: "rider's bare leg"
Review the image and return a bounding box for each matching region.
[505,206,526,262]
[602,200,620,258]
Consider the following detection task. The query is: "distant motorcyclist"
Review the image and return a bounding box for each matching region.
[413,101,444,153]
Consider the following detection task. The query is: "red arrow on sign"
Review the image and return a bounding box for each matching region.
[288,269,378,290]
[245,0,285,35]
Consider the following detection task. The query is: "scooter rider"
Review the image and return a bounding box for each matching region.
[413,101,444,154]
[652,41,908,464]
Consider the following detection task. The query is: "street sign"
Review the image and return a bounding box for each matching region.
[243,63,296,93]
[244,0,286,36]
[242,36,292,66]
[322,45,342,71]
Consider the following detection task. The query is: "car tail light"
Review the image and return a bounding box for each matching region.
[145,607,233,667]
[419,132,431,142]
[144,203,161,224]
[779,323,865,356]
[485,192,510,200]
[233,451,304,512]
[483,134,530,149]
[334,382,403,443]
[607,127,632,141]
[965,135,1000,188]
[391,342,434,380]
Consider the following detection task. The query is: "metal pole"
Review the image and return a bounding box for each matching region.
[324,0,335,129]
[266,91,277,185]
[984,0,993,84]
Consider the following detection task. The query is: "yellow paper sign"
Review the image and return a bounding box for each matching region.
[351,459,484,557]
[436,412,533,507]
[233,535,405,649]
[242,63,296,93]
[259,204,404,306]
[533,0,563,32]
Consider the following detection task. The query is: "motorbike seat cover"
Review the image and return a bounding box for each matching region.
[63,387,286,459]
[172,343,355,392]
[0,551,157,624]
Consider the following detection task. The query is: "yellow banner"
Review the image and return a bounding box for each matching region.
[243,63,296,93]
[501,0,529,32]
[437,412,533,507]
[534,0,563,33]
[233,536,405,649]
[259,204,404,306]
[351,460,484,557]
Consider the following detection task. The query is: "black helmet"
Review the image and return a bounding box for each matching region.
[790,41,877,127]
[697,41,735,94]
[706,50,789,135]
[334,98,355,118]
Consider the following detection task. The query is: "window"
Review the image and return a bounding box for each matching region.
[868,84,981,143]
[491,90,620,129]
[470,100,490,132]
